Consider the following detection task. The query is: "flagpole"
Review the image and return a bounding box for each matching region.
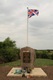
[26,8,39,46]
[27,7,28,46]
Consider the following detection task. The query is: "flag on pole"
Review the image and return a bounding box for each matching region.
[28,9,39,18]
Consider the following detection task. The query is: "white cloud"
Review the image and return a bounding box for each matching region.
[0,0,53,49]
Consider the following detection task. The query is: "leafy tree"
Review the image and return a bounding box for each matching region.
[3,37,16,48]
[0,37,20,63]
[0,42,3,48]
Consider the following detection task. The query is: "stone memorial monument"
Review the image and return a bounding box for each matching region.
[20,46,35,71]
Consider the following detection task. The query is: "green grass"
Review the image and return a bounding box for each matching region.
[0,59,53,67]
[35,58,53,66]
[0,60,21,67]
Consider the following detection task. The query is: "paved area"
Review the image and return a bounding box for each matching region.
[7,67,47,77]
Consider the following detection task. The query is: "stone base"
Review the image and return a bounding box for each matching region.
[7,67,47,77]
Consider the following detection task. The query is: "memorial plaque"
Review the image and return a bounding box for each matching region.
[23,51,30,63]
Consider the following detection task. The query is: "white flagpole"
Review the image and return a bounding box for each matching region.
[27,7,28,46]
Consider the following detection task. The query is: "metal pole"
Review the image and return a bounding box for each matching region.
[27,7,28,46]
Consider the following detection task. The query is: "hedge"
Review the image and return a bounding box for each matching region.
[36,50,53,60]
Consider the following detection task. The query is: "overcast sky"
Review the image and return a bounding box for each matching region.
[0,0,53,49]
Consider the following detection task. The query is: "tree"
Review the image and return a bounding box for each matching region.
[0,37,20,63]
[3,37,16,48]
[0,42,3,48]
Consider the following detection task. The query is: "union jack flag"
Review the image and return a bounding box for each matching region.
[28,9,39,18]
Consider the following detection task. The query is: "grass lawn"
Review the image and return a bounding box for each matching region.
[0,58,53,67]
[35,58,53,66]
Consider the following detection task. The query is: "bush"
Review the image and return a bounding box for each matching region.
[36,50,53,60]
[41,51,48,59]
[51,54,53,60]
[36,50,43,58]
[0,37,20,63]
[0,48,20,63]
